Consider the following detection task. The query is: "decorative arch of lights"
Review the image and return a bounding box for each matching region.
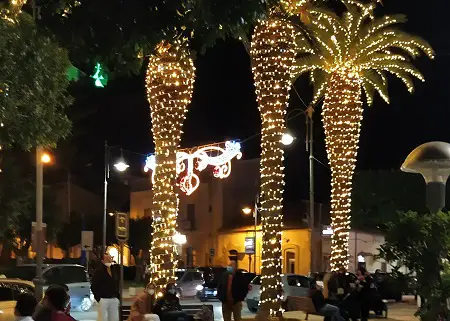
[144,140,242,195]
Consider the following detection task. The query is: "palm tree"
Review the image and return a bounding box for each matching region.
[146,40,195,291]
[294,2,434,270]
[250,7,301,316]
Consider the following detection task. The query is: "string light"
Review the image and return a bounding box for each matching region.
[1,0,26,22]
[250,8,299,316]
[146,40,195,294]
[293,2,434,270]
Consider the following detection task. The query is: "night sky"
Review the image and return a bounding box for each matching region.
[70,0,450,204]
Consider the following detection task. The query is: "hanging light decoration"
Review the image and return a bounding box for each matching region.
[146,40,195,294]
[250,7,300,316]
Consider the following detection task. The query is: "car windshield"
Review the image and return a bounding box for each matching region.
[5,267,36,281]
[251,276,261,285]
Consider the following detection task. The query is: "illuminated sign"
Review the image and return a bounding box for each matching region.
[245,237,255,254]
[144,140,242,195]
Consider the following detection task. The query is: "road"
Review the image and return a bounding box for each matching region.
[71,297,255,321]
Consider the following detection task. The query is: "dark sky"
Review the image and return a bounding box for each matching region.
[71,0,450,204]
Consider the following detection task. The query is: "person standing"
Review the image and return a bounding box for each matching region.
[217,251,249,321]
[356,267,373,321]
[91,253,120,321]
[15,294,37,321]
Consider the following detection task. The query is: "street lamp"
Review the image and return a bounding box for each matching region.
[401,141,450,213]
[34,148,52,300]
[282,106,317,273]
[281,132,295,146]
[242,196,258,273]
[103,142,129,253]
[241,207,252,215]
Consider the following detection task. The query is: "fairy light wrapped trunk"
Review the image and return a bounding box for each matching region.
[323,71,363,270]
[291,1,434,270]
[251,13,298,316]
[146,41,195,292]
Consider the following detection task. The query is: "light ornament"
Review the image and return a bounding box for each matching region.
[144,141,242,195]
[292,3,434,270]
[1,0,26,22]
[146,39,195,293]
[250,10,299,317]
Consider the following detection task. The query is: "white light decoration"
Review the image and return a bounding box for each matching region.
[250,6,299,317]
[144,140,242,195]
[146,40,195,293]
[290,0,434,271]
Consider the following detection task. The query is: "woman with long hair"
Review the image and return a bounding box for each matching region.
[128,283,160,321]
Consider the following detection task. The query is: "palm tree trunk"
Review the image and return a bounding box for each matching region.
[146,41,195,292]
[251,16,298,317]
[322,71,363,271]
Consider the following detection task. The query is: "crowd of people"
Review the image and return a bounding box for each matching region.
[14,251,384,321]
[11,284,75,321]
[308,267,385,321]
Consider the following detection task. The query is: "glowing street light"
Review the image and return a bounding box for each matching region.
[281,132,295,146]
[114,161,129,172]
[41,153,51,164]
[241,206,252,215]
[173,232,187,245]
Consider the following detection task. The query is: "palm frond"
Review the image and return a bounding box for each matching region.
[361,78,375,106]
[362,70,389,104]
[370,60,425,81]
[380,67,417,93]
[310,69,329,104]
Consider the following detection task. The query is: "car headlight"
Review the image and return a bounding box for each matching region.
[196,285,204,291]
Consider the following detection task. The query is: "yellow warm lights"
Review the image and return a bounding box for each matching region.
[146,40,195,291]
[251,12,298,316]
[293,2,434,270]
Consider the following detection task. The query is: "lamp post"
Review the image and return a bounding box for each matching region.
[34,148,52,300]
[401,141,450,213]
[103,142,129,253]
[242,195,259,273]
[282,106,316,273]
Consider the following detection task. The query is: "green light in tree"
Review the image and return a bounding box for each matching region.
[91,62,108,88]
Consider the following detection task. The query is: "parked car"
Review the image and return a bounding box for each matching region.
[0,279,36,321]
[175,269,204,297]
[5,264,93,311]
[196,268,255,302]
[246,274,310,312]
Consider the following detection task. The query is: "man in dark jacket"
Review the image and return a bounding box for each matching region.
[217,251,249,321]
[91,253,120,321]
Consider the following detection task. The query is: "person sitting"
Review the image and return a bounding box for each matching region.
[15,293,38,321]
[34,286,74,321]
[34,284,71,320]
[309,279,344,321]
[154,283,188,321]
[128,283,160,321]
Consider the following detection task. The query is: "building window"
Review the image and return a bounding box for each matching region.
[187,204,196,230]
[381,262,387,272]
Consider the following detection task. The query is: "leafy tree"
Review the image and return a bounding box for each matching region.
[378,211,450,321]
[56,212,83,258]
[0,13,72,149]
[35,0,268,76]
[0,151,61,263]
[352,170,427,230]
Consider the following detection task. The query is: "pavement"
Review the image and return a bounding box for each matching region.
[71,293,419,321]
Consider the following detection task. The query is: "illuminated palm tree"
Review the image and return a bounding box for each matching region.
[294,2,434,270]
[146,40,195,292]
[250,6,301,316]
